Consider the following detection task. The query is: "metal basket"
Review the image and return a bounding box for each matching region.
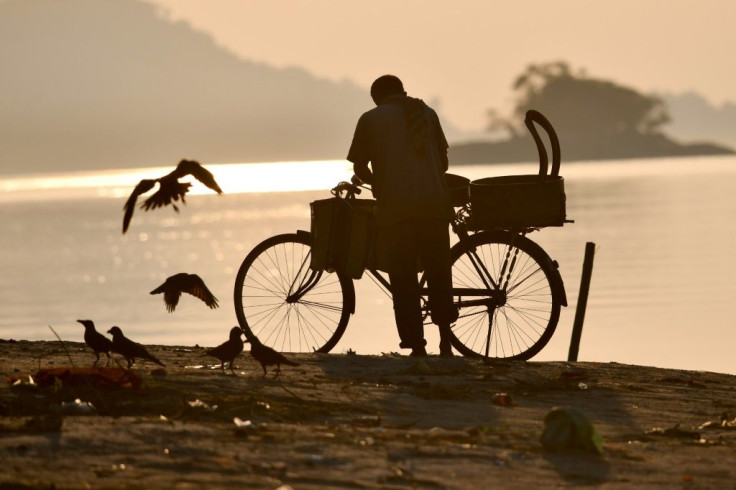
[470,174,566,229]
[469,110,567,230]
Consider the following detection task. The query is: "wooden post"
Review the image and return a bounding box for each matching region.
[568,242,596,362]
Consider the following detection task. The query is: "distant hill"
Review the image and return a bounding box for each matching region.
[3,1,732,175]
[0,0,472,175]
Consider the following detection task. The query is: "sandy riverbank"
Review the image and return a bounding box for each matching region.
[1,339,735,488]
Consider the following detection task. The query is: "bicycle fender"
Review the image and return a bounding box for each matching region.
[518,246,568,308]
[345,290,356,315]
[549,260,568,307]
[526,243,568,307]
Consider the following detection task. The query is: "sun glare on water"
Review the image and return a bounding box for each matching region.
[211,160,353,194]
[0,160,355,203]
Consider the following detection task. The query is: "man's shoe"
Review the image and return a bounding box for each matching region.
[439,341,454,358]
[410,346,428,357]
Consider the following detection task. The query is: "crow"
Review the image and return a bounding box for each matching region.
[77,319,112,366]
[107,326,165,368]
[245,336,299,377]
[150,273,219,313]
[122,159,223,234]
[203,326,244,372]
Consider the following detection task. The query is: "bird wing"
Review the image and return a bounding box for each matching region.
[271,348,299,367]
[126,338,165,366]
[183,274,219,309]
[177,159,223,194]
[141,181,191,211]
[150,277,184,313]
[90,331,113,351]
[163,288,182,313]
[111,336,132,357]
[130,343,145,359]
[254,342,299,367]
[122,179,156,233]
[205,341,229,360]
[149,280,167,295]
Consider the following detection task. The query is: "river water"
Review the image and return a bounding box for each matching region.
[2,155,735,374]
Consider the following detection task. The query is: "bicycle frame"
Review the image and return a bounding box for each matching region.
[356,205,516,318]
[320,177,567,318]
[236,109,569,358]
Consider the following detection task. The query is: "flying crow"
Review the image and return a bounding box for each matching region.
[150,273,219,313]
[122,159,223,233]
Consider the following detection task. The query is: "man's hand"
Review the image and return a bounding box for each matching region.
[352,159,375,186]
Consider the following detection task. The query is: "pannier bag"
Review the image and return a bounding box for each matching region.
[310,198,376,279]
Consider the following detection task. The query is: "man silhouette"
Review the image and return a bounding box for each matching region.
[347,74,458,357]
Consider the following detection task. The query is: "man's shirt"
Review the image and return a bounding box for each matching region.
[347,94,452,226]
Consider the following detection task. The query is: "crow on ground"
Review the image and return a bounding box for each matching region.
[203,326,245,372]
[245,336,299,377]
[107,326,165,368]
[77,319,112,366]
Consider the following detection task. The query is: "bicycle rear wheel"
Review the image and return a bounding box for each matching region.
[234,232,354,353]
[448,230,562,360]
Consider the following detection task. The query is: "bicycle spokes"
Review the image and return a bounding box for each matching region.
[464,246,499,291]
[499,243,521,291]
[235,233,352,354]
[448,231,561,360]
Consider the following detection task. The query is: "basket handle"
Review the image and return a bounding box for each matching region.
[525,110,561,178]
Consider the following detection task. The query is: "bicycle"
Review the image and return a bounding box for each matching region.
[234,110,571,360]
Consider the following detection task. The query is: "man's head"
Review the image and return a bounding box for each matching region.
[370,75,406,105]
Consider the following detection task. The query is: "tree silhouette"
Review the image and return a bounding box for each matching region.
[493,61,671,144]
[452,61,732,164]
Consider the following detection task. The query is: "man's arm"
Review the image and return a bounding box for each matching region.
[439,147,449,173]
[347,114,375,184]
[429,109,450,173]
[352,159,375,185]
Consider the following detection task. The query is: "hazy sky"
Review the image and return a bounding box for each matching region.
[150,0,736,131]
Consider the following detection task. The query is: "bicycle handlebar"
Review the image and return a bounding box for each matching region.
[331,180,363,198]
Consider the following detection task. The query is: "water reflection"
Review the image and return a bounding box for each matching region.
[1,156,736,374]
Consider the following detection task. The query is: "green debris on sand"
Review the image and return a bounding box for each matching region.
[540,406,604,454]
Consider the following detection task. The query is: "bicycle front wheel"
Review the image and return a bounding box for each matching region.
[449,230,562,360]
[233,232,354,353]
